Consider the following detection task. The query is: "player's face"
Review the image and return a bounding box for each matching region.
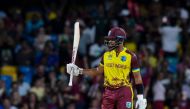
[104,38,116,50]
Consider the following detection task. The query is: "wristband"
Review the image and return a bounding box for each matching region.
[135,84,144,94]
[79,68,83,75]
[137,94,144,100]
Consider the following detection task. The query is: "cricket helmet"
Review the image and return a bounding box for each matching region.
[104,27,127,50]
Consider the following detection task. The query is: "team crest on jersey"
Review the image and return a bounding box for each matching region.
[108,55,112,60]
[121,56,126,62]
[126,102,132,108]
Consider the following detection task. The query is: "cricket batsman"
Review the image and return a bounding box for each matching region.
[67,27,147,109]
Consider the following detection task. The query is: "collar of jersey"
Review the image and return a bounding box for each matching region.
[111,47,127,55]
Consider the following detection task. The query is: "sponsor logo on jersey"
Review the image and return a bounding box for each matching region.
[108,54,112,60]
[105,63,128,69]
[121,56,126,62]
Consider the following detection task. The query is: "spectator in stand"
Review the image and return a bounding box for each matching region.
[30,78,45,101]
[34,27,51,51]
[42,41,59,68]
[25,13,44,35]
[59,23,72,44]
[33,65,46,82]
[11,91,22,108]
[139,47,154,97]
[66,102,76,109]
[0,35,15,66]
[88,37,105,68]
[177,91,189,109]
[78,21,89,68]
[45,71,57,89]
[152,73,167,109]
[0,80,5,98]
[2,97,18,109]
[158,16,182,58]
[83,17,96,44]
[16,40,34,66]
[17,79,31,97]
[59,40,71,66]
[19,102,29,109]
[27,92,38,109]
[166,77,181,108]
[89,98,101,109]
[46,92,65,109]
[10,82,19,94]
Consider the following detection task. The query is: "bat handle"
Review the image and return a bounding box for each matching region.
[68,66,74,86]
[68,73,73,86]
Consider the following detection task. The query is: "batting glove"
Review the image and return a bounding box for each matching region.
[135,95,147,109]
[66,63,83,76]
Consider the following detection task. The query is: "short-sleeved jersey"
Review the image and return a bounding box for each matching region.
[100,47,140,88]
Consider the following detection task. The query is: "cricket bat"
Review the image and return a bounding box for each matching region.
[68,22,80,86]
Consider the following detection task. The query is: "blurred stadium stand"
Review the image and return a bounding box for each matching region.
[0,0,190,109]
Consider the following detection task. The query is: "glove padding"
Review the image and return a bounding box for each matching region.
[135,95,147,109]
[66,63,83,76]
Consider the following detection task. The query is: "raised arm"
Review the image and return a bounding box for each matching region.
[67,57,104,78]
[82,66,104,77]
[66,64,104,78]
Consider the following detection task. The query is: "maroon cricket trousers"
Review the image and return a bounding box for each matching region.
[101,86,133,109]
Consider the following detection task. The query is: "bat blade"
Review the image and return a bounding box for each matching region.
[68,22,80,86]
[71,22,80,63]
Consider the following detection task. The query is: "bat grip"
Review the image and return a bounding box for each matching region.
[68,73,73,86]
[68,64,74,86]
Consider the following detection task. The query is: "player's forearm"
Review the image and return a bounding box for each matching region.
[133,72,144,95]
[82,68,101,77]
[135,83,144,95]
